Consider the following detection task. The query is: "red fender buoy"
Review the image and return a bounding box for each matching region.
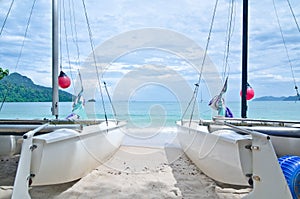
[240,84,255,100]
[58,71,71,89]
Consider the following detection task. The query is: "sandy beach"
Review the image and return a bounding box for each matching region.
[0,144,251,199]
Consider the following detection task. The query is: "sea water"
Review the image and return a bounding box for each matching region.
[0,101,299,147]
[0,101,299,124]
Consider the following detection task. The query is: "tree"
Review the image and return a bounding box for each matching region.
[0,68,9,80]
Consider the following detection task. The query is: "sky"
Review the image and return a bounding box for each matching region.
[0,0,299,102]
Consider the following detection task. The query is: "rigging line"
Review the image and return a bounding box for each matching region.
[272,0,299,97]
[0,82,10,112]
[188,0,219,125]
[103,81,118,123]
[59,0,63,71]
[286,0,300,33]
[69,0,83,94]
[81,0,108,124]
[70,0,82,69]
[221,0,232,79]
[0,85,8,112]
[14,0,37,72]
[77,69,83,91]
[0,0,14,110]
[196,0,219,86]
[0,0,15,36]
[286,0,300,99]
[228,1,236,41]
[0,95,6,112]
[228,1,237,76]
[0,0,32,111]
[67,0,75,46]
[65,0,77,93]
[222,0,236,81]
[62,0,72,74]
[180,83,199,120]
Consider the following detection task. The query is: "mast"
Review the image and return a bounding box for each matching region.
[52,0,59,119]
[241,0,248,118]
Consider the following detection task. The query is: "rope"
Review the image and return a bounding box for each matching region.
[69,0,83,93]
[14,0,37,71]
[61,0,84,95]
[77,69,83,91]
[286,0,300,33]
[286,0,300,99]
[181,0,219,125]
[222,0,236,81]
[65,0,77,92]
[103,82,118,124]
[0,0,15,37]
[62,0,72,74]
[0,0,15,110]
[81,0,108,125]
[272,0,299,99]
[0,84,9,112]
[59,0,63,71]
[0,95,6,111]
[0,0,36,111]
[181,83,199,120]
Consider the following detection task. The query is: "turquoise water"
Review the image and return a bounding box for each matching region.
[0,101,298,147]
[226,101,300,121]
[0,101,299,127]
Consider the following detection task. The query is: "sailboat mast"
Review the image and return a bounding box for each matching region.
[52,0,59,119]
[241,0,248,118]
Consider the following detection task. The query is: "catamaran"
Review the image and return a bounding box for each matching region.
[0,0,125,198]
[177,0,300,198]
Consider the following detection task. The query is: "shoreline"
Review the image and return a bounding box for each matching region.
[0,146,250,199]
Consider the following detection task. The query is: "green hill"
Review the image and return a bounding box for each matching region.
[0,73,73,102]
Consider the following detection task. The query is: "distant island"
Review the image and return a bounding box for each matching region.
[254,95,300,101]
[0,73,73,102]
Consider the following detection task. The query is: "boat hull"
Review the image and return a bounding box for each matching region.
[0,135,22,156]
[177,119,300,187]
[270,135,300,156]
[244,126,300,156]
[0,123,82,157]
[212,118,300,156]
[30,120,125,186]
[176,120,252,186]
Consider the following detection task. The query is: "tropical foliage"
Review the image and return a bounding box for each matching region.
[0,68,9,80]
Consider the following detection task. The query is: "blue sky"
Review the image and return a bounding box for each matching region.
[0,0,300,102]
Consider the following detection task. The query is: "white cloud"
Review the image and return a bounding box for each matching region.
[0,0,299,101]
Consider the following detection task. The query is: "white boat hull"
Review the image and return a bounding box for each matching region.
[270,135,300,156]
[177,119,300,187]
[176,120,252,186]
[0,123,82,157]
[0,135,22,156]
[244,126,300,156]
[30,120,125,186]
